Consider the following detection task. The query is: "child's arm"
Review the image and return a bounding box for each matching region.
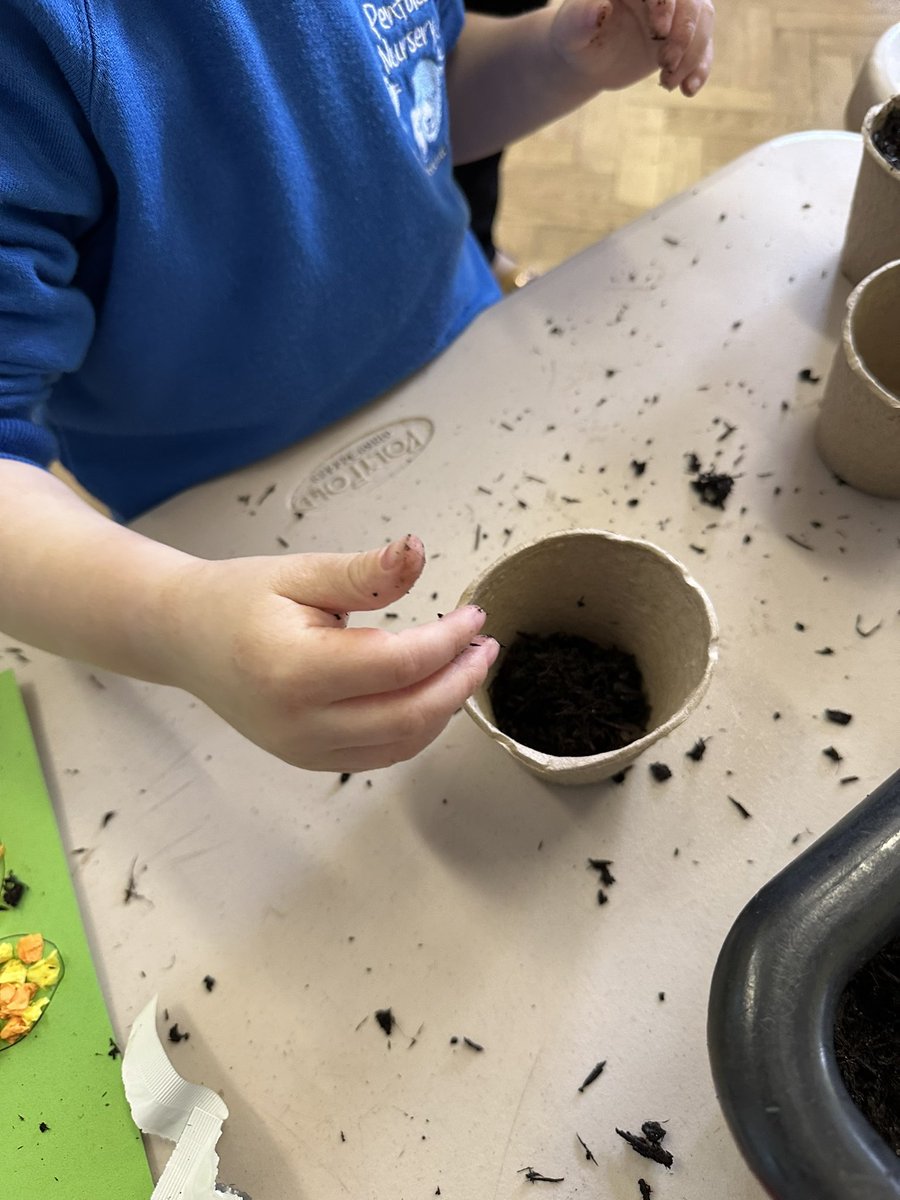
[447,0,714,164]
[0,459,498,771]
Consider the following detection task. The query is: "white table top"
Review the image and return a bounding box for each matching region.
[11,130,897,1200]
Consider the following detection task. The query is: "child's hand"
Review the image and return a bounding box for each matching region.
[551,0,714,96]
[164,534,499,772]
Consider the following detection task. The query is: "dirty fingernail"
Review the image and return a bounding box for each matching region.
[380,535,413,570]
[466,635,500,660]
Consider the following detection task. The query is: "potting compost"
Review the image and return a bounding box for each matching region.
[834,934,900,1153]
[488,632,650,756]
[873,107,900,170]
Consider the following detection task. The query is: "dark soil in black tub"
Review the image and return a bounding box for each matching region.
[488,632,650,757]
[873,107,900,171]
[834,933,900,1153]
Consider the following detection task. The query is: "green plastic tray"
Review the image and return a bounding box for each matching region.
[0,669,153,1195]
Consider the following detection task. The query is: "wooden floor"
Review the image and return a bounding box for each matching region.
[497,0,897,273]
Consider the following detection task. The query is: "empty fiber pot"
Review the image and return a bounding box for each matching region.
[457,529,718,786]
[815,258,900,499]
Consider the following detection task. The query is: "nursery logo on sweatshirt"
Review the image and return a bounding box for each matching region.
[361,1,449,172]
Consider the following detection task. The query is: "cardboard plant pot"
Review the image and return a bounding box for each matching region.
[708,768,900,1200]
[457,529,718,786]
[841,95,900,286]
[815,259,900,499]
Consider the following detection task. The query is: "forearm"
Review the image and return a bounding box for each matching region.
[447,9,595,163]
[0,460,194,683]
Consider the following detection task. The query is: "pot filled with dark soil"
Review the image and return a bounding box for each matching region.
[457,529,718,785]
[708,767,900,1199]
[841,94,900,286]
[815,258,900,498]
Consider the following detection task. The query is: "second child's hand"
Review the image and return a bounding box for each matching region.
[551,0,715,96]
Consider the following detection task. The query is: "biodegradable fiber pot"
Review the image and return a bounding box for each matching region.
[841,96,900,286]
[815,259,900,499]
[457,530,718,786]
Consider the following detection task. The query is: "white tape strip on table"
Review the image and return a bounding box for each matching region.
[123,997,249,1200]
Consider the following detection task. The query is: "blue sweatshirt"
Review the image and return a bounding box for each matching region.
[0,0,499,518]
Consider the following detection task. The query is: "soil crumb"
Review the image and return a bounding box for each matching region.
[873,107,900,170]
[834,934,900,1153]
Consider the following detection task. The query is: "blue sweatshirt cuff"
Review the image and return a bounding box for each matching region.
[0,418,58,468]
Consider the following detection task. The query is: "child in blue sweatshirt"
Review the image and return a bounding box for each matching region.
[0,0,714,771]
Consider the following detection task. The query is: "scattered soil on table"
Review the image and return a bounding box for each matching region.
[690,469,735,509]
[518,1167,565,1183]
[873,107,900,170]
[616,1122,674,1168]
[825,709,852,726]
[375,1008,394,1036]
[834,934,900,1154]
[578,1060,606,1092]
[488,633,649,757]
[685,737,708,761]
[576,1133,597,1162]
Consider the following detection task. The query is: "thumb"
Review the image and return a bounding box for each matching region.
[553,0,615,56]
[272,534,426,615]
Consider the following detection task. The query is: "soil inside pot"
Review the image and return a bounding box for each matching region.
[873,107,900,170]
[487,632,650,757]
[833,934,900,1153]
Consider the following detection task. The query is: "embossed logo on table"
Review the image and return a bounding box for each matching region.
[291,418,434,514]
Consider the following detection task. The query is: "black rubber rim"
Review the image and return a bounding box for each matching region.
[708,767,900,1199]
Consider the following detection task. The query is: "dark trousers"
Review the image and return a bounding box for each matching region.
[454,0,548,263]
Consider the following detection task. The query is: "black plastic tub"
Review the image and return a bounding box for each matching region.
[708,768,900,1199]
